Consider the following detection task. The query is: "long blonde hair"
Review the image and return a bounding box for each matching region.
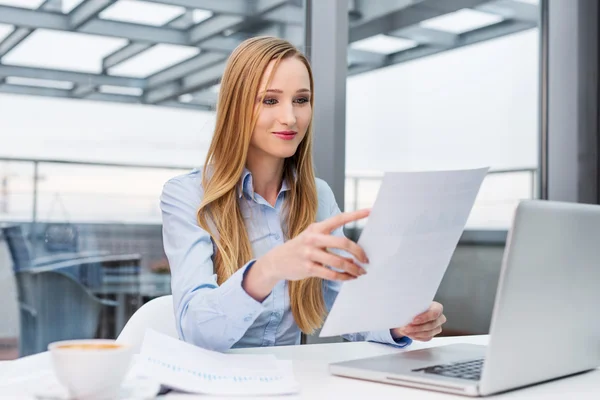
[197,36,324,333]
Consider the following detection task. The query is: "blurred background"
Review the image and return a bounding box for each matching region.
[0,0,542,357]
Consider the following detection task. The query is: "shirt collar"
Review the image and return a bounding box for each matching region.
[237,168,254,199]
[236,167,296,199]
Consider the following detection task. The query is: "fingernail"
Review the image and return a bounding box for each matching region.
[360,268,367,275]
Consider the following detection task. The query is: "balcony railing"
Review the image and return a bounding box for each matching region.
[0,157,536,231]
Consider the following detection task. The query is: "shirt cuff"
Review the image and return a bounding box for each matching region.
[217,260,266,328]
[365,329,413,348]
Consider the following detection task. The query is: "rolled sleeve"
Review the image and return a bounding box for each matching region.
[214,260,265,329]
[160,175,265,352]
[363,329,413,348]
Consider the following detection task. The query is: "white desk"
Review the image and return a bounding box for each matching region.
[1,335,598,399]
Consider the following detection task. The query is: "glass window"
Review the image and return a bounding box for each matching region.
[0,0,305,359]
[345,0,540,230]
[344,0,540,339]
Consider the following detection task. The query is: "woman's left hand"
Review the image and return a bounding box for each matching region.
[391,301,447,342]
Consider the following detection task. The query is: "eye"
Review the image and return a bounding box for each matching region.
[263,97,278,105]
[294,97,309,104]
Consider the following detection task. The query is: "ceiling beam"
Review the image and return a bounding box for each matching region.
[69,0,114,29]
[254,0,289,13]
[143,0,253,15]
[190,90,218,106]
[198,36,241,53]
[0,0,70,58]
[86,91,139,104]
[0,64,145,88]
[102,11,196,71]
[71,84,96,98]
[145,59,226,104]
[0,74,211,113]
[188,15,244,44]
[262,4,303,25]
[145,17,306,104]
[0,2,304,51]
[476,0,539,23]
[347,48,387,66]
[390,26,459,47]
[103,43,152,71]
[40,0,63,13]
[144,81,181,104]
[147,52,227,88]
[0,5,65,30]
[0,28,31,58]
[82,18,187,45]
[349,0,494,43]
[349,19,536,76]
[0,83,70,98]
[351,0,413,25]
[181,61,226,94]
[159,99,213,111]
[0,5,189,45]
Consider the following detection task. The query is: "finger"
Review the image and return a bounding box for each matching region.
[412,302,444,324]
[314,234,368,263]
[315,208,370,234]
[308,263,357,281]
[310,249,366,277]
[411,326,443,342]
[404,315,447,334]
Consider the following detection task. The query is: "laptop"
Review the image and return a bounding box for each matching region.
[329,200,600,396]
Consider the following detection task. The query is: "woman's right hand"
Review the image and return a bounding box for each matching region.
[244,209,371,300]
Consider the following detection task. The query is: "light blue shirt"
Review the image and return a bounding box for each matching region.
[160,168,412,352]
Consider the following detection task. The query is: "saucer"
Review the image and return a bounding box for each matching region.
[34,375,161,400]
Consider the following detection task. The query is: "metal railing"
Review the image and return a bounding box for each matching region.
[345,167,537,209]
[0,156,537,230]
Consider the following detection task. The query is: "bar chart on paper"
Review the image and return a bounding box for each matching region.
[137,330,300,396]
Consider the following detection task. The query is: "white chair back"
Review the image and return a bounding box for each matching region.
[116,295,178,353]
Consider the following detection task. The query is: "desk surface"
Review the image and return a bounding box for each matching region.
[1,335,598,399]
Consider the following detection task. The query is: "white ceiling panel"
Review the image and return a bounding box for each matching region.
[2,29,127,73]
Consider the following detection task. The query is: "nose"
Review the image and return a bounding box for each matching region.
[277,102,297,127]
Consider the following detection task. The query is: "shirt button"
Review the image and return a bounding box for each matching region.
[274,233,280,240]
[244,314,253,322]
[273,312,281,319]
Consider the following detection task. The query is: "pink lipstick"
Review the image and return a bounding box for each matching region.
[273,131,297,140]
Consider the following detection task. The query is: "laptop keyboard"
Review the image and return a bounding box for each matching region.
[412,358,484,381]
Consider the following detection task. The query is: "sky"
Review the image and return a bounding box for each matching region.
[0,29,539,228]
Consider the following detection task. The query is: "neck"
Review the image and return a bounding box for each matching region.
[246,152,285,206]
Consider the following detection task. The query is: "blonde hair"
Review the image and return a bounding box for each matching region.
[197,36,324,333]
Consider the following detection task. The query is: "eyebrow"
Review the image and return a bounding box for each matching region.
[259,88,311,94]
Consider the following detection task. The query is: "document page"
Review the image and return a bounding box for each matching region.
[320,167,488,337]
[138,329,300,396]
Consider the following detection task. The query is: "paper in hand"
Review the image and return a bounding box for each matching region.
[320,167,488,337]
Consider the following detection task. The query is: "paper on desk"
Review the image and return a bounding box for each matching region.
[320,167,489,337]
[137,329,300,396]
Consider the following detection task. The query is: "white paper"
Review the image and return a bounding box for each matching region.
[320,167,489,337]
[137,329,300,396]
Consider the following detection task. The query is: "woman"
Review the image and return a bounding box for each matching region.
[160,36,446,352]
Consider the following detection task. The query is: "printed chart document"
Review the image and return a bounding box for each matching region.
[137,329,300,396]
[320,167,489,337]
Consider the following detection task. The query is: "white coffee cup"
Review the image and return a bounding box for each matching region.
[48,339,133,400]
